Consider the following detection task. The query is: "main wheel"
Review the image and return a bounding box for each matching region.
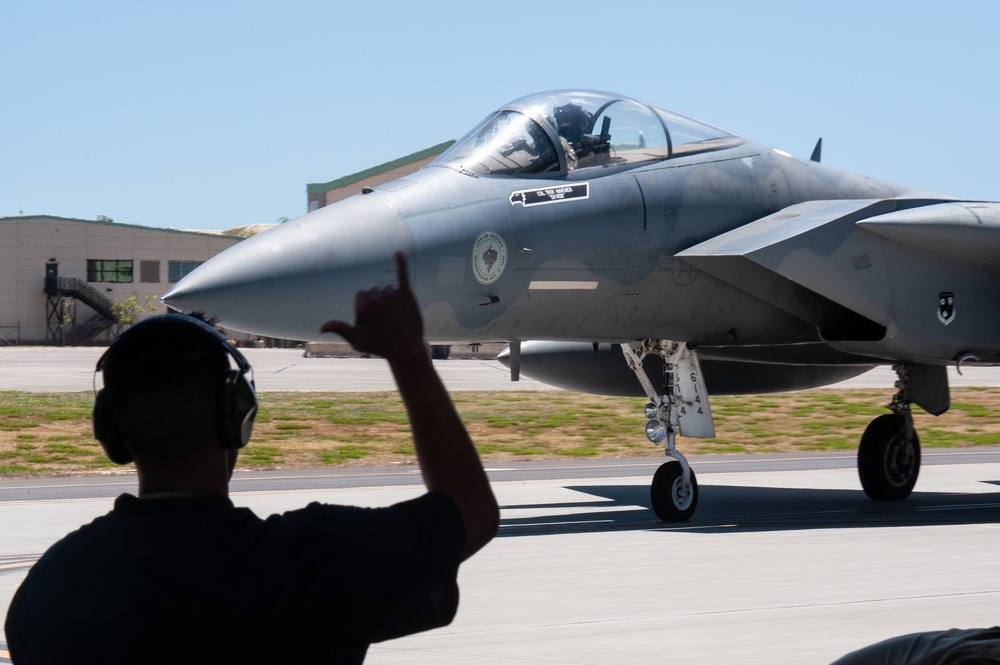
[650,461,698,521]
[858,413,920,500]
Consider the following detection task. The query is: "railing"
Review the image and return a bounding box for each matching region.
[0,322,20,345]
[50,277,117,343]
[65,314,115,344]
[55,277,116,320]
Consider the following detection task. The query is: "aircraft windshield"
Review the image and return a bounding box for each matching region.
[437,91,743,177]
[436,111,560,176]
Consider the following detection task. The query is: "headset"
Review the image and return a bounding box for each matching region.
[93,313,258,465]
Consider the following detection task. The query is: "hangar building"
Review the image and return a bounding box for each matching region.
[0,216,240,345]
[306,141,453,211]
[2,141,454,346]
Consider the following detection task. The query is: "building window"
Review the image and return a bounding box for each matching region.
[87,259,134,283]
[168,260,203,283]
[140,260,160,283]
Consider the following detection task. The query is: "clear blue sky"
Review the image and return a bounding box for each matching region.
[2,1,998,230]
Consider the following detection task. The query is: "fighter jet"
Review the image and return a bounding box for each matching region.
[164,89,1000,521]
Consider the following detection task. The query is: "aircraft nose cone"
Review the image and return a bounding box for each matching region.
[162,197,411,341]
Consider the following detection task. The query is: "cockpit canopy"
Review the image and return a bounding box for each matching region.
[435,90,744,177]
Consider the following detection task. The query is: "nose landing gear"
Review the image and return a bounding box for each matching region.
[621,340,714,521]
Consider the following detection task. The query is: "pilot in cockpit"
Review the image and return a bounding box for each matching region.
[553,102,611,169]
[553,103,592,145]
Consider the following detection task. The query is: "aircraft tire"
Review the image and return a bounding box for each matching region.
[858,413,921,501]
[650,461,698,521]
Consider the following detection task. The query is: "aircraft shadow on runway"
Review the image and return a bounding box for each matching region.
[497,482,1000,537]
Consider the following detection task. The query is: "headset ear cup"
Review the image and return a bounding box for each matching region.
[220,370,258,449]
[93,389,132,465]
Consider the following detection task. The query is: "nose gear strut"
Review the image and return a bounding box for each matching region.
[621,340,715,521]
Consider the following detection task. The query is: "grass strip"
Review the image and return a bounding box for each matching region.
[2,388,1000,475]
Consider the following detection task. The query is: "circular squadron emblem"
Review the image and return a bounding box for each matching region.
[472,230,508,285]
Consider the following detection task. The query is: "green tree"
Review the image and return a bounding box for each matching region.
[112,295,159,333]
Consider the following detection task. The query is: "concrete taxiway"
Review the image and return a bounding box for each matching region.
[3,346,1000,392]
[1,349,999,662]
[0,346,557,392]
[2,452,999,663]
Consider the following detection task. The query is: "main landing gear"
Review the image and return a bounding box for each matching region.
[621,340,715,522]
[620,348,934,518]
[858,364,921,500]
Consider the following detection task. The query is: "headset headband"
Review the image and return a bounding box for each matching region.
[93,313,258,462]
[96,313,251,376]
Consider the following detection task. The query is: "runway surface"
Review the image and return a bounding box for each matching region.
[2,451,999,663]
[4,345,1000,392]
[0,347,556,392]
[1,348,999,662]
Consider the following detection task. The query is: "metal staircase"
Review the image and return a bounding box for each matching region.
[44,276,117,344]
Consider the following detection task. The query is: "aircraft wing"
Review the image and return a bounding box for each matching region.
[677,199,1000,364]
[856,201,1000,276]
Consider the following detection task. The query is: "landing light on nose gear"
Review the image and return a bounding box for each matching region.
[622,340,714,522]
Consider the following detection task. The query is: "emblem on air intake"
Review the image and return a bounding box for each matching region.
[472,230,507,285]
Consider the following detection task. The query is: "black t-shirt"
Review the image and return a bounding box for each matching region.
[830,627,1000,665]
[5,491,465,664]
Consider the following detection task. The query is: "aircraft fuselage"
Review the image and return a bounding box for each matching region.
[165,136,907,349]
[163,89,1000,520]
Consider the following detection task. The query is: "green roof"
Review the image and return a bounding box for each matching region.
[0,215,239,239]
[307,140,455,195]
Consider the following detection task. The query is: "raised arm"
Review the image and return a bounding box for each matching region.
[320,252,499,559]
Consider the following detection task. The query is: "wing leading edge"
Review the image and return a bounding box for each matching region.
[678,197,1000,412]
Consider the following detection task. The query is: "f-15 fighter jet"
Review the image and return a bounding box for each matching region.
[164,90,999,521]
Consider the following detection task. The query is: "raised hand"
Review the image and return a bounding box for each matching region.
[320,252,424,361]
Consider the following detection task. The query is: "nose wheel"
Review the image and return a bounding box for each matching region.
[651,461,699,521]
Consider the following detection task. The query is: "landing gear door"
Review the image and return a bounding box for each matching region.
[676,346,715,439]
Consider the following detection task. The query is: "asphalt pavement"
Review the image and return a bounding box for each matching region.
[3,345,1000,392]
[1,451,999,664]
[1,349,999,663]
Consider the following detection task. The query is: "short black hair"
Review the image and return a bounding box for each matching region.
[100,315,233,462]
[102,316,229,396]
